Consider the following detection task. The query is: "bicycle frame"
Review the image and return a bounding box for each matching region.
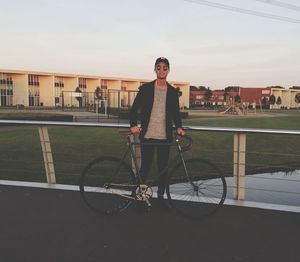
[114,135,191,188]
[80,133,227,218]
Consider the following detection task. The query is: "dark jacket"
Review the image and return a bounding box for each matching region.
[129,80,182,142]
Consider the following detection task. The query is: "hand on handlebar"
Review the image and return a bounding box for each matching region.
[177,128,185,136]
[130,126,141,134]
[175,132,192,152]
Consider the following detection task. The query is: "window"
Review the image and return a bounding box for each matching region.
[100,80,108,99]
[101,80,108,89]
[121,81,127,91]
[28,75,40,106]
[54,76,64,106]
[79,78,87,91]
[262,90,270,95]
[0,73,14,106]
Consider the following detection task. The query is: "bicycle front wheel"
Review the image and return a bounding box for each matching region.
[79,156,136,215]
[166,158,227,219]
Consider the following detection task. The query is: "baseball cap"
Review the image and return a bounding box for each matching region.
[155,57,170,68]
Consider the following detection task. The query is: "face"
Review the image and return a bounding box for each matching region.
[155,62,169,80]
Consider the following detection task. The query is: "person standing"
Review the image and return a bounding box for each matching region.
[129,57,185,206]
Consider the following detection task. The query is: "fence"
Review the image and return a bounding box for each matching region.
[0,120,300,206]
[61,90,138,116]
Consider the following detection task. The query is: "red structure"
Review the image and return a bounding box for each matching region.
[190,89,226,106]
[239,87,271,105]
[190,87,271,107]
[211,90,226,105]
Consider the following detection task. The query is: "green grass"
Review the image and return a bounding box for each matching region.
[0,111,300,184]
[182,112,300,176]
[183,115,300,129]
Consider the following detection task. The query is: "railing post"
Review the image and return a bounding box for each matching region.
[233,133,246,200]
[38,126,56,184]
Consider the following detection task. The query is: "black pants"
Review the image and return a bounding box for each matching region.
[139,138,170,197]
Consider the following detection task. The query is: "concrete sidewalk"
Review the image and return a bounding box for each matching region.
[1,185,299,262]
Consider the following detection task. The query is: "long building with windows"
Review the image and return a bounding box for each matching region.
[0,69,190,109]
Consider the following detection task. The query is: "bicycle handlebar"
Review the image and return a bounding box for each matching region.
[176,134,193,152]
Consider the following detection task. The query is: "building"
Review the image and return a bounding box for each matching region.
[239,87,271,107]
[238,87,300,109]
[270,88,300,109]
[0,69,190,109]
[190,89,226,106]
[190,86,300,109]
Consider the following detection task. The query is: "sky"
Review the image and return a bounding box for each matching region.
[0,0,300,89]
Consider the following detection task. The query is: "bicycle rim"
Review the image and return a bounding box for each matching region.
[166,158,227,219]
[79,156,136,215]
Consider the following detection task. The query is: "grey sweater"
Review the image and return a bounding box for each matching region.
[144,87,167,139]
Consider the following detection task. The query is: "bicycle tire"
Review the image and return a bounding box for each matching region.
[79,156,136,215]
[166,158,227,219]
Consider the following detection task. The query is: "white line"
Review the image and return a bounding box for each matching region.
[1,180,299,213]
[224,199,300,213]
[0,180,79,191]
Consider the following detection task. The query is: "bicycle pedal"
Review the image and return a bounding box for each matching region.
[145,199,151,207]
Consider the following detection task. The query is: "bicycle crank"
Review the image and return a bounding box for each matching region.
[135,185,153,206]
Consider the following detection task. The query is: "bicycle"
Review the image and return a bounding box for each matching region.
[79,132,227,219]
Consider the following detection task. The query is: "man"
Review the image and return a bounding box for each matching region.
[129,57,185,207]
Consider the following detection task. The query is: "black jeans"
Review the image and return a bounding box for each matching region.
[139,138,170,197]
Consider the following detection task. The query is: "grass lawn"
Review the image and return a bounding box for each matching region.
[0,110,300,184]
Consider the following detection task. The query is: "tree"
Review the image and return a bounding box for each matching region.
[225,86,240,92]
[295,93,300,103]
[190,85,207,91]
[224,89,228,101]
[176,87,182,97]
[75,86,82,107]
[276,96,282,105]
[190,86,198,91]
[234,95,241,103]
[95,86,102,99]
[290,86,300,90]
[267,86,284,89]
[269,95,276,105]
[198,86,207,91]
[204,88,213,101]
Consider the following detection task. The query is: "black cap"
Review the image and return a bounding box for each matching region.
[155,57,170,68]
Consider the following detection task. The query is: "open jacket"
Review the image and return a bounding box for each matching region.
[129,80,182,142]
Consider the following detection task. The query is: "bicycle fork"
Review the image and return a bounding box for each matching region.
[177,142,200,196]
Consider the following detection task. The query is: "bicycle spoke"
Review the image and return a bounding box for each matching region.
[80,157,135,214]
[167,158,227,219]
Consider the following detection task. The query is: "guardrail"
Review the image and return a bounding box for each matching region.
[1,119,300,203]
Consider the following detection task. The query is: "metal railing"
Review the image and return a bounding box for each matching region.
[1,119,300,204]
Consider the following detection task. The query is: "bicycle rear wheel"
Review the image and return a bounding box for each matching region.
[79,156,136,215]
[166,158,227,219]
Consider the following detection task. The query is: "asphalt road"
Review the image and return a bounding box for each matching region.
[1,185,299,262]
